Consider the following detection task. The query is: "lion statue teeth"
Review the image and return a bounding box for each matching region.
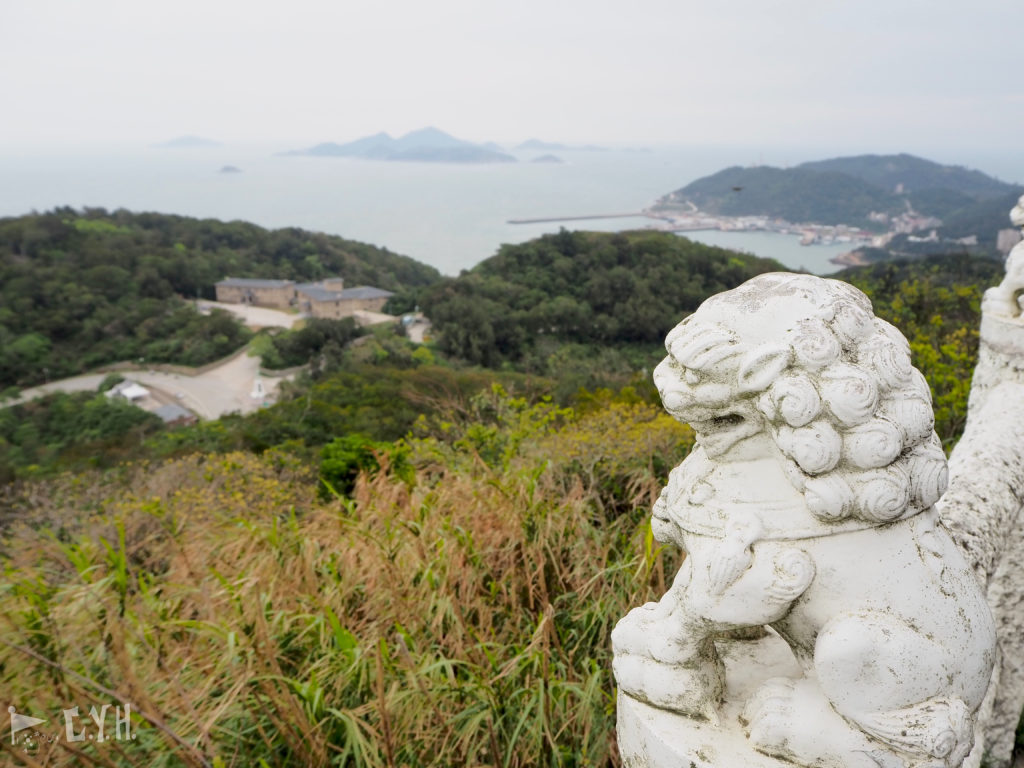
[612,272,996,768]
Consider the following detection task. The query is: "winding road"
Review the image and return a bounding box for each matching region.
[6,348,293,420]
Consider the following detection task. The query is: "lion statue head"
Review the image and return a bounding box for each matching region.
[654,272,947,526]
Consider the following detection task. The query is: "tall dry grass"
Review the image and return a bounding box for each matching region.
[1,394,692,767]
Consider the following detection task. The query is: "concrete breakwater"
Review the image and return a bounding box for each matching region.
[507,212,652,224]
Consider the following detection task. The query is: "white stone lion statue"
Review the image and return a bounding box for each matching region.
[612,273,997,768]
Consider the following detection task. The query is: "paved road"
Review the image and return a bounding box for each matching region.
[196,300,301,329]
[7,350,294,420]
[407,319,432,343]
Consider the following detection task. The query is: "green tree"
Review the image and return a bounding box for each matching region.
[318,433,411,498]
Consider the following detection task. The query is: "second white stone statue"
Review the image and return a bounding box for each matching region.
[612,273,996,768]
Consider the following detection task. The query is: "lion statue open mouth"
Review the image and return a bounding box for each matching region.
[612,272,995,768]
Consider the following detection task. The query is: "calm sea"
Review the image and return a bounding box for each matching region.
[2,143,1021,276]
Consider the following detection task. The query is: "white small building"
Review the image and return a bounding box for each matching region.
[105,380,150,401]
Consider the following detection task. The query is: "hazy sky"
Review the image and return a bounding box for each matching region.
[2,0,1022,151]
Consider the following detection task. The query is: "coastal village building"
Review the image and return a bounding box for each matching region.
[997,228,1023,255]
[214,277,394,319]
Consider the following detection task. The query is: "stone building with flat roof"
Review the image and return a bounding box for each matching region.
[296,284,394,318]
[215,278,297,309]
[215,276,394,320]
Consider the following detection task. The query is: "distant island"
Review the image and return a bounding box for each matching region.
[649,153,1023,263]
[219,165,242,174]
[531,154,563,164]
[283,127,516,164]
[516,138,607,152]
[154,135,222,148]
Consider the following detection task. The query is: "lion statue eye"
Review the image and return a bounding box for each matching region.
[684,369,702,385]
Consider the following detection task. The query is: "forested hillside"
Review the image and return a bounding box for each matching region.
[0,209,442,388]
[420,229,783,369]
[0,220,1012,766]
[797,153,1017,199]
[656,154,1023,241]
[836,253,1003,444]
[662,165,903,224]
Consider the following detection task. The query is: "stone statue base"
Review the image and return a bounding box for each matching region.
[618,630,987,768]
[618,631,799,768]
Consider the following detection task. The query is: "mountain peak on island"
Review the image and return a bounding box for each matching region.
[283,127,516,164]
[651,152,1023,260]
[395,126,463,147]
[655,153,1020,225]
[796,154,1015,198]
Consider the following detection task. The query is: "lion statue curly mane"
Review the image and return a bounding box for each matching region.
[662,272,947,526]
[612,272,996,768]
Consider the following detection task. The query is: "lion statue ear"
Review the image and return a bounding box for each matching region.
[738,343,792,393]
